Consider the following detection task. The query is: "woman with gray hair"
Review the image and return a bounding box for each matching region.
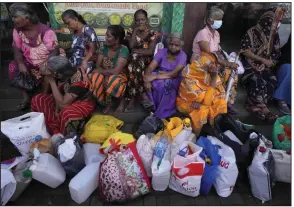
[8,3,59,110]
[143,33,187,118]
[190,6,239,115]
[31,56,96,136]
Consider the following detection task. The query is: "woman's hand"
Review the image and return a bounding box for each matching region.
[227,62,239,69]
[45,75,55,84]
[80,60,88,72]
[191,101,201,110]
[144,75,156,82]
[19,63,29,75]
[102,58,112,69]
[261,59,273,67]
[208,64,219,73]
[144,82,152,91]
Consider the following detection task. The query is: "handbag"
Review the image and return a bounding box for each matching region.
[11,72,36,91]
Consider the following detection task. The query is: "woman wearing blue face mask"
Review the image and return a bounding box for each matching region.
[191,6,239,115]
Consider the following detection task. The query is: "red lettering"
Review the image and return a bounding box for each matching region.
[220,160,229,169]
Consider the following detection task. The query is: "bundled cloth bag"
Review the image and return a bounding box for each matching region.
[207,136,238,197]
[169,141,205,197]
[248,139,275,203]
[56,133,85,175]
[81,115,123,144]
[1,112,50,155]
[134,113,164,138]
[99,138,151,203]
[196,136,221,195]
[272,115,291,151]
[136,133,156,177]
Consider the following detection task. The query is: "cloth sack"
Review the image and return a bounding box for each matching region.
[1,112,50,155]
[99,140,151,203]
[169,141,205,197]
[81,115,123,144]
[11,72,36,91]
[272,115,291,151]
[100,132,135,154]
[207,136,238,197]
[248,139,275,202]
[222,51,244,74]
[196,136,221,195]
[136,133,155,177]
[1,169,17,206]
[56,133,85,175]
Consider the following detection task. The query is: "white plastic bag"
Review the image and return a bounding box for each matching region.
[136,134,155,177]
[58,138,77,163]
[1,112,50,155]
[207,136,238,197]
[248,139,275,202]
[171,127,193,162]
[169,141,205,197]
[271,149,291,183]
[1,169,16,206]
[223,51,244,75]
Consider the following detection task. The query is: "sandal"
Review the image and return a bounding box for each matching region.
[264,112,278,122]
[245,105,266,121]
[17,101,31,111]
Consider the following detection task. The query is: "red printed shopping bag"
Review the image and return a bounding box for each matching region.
[169,141,205,197]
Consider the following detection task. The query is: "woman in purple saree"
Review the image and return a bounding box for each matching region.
[143,33,187,118]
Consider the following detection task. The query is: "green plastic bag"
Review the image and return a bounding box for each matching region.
[272,115,291,150]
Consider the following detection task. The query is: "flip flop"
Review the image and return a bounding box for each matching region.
[17,101,31,111]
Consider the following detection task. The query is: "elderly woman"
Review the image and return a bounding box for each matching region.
[125,9,157,112]
[8,3,59,110]
[90,25,129,113]
[190,6,239,114]
[241,7,285,120]
[176,52,227,135]
[61,9,98,73]
[31,56,96,136]
[143,33,187,119]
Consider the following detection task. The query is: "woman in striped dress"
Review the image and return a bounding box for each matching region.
[89,25,129,113]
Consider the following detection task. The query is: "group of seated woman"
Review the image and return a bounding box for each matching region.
[8,3,291,136]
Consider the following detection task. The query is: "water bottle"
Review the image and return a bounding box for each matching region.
[10,170,32,201]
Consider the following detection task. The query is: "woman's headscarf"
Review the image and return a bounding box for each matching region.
[241,7,284,69]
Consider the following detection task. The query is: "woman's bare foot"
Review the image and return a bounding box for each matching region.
[125,97,136,112]
[103,102,113,114]
[115,98,126,113]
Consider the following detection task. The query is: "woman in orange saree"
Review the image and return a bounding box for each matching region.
[176,52,227,135]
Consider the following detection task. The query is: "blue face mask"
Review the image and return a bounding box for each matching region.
[211,20,223,30]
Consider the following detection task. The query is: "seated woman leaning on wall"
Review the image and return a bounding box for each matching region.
[176,52,227,135]
[31,56,96,136]
[89,25,129,113]
[143,33,187,119]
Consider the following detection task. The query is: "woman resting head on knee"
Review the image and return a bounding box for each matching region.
[61,9,98,73]
[143,32,187,118]
[90,25,129,114]
[9,3,59,110]
[176,52,227,135]
[31,56,96,136]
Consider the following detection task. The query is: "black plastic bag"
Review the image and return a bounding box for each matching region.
[11,72,36,91]
[133,113,164,139]
[55,132,85,176]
